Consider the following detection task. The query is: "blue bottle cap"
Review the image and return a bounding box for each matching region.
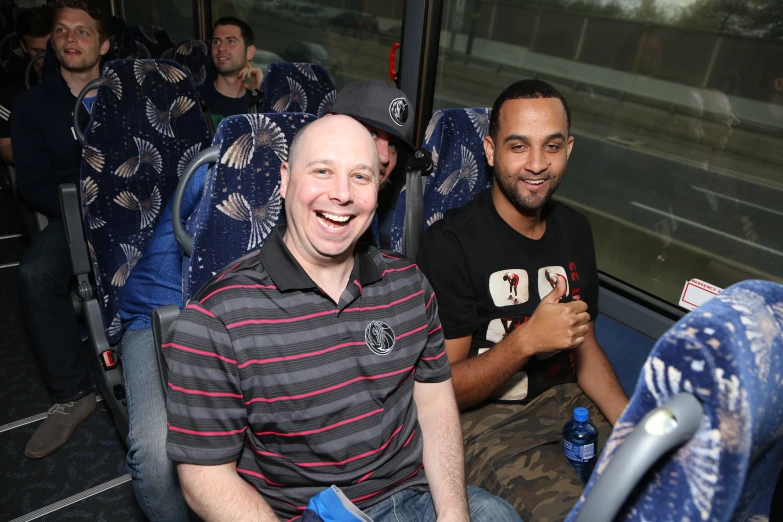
[574,407,589,422]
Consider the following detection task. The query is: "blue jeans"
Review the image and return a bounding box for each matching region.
[17,218,92,402]
[121,328,189,522]
[364,485,522,522]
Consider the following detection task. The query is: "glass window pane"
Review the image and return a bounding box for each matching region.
[433,0,783,307]
[121,0,194,42]
[212,0,404,90]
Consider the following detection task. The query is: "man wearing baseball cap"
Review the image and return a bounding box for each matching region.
[331,80,415,247]
[331,79,415,186]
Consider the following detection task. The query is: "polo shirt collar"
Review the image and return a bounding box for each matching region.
[259,224,383,292]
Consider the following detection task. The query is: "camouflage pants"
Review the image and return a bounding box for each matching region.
[461,383,611,522]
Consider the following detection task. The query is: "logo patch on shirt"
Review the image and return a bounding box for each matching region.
[365,321,396,355]
[389,98,409,127]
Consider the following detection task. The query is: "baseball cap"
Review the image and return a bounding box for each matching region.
[331,80,415,153]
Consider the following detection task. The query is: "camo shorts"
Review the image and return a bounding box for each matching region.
[461,383,611,522]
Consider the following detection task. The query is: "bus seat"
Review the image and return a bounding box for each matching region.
[179,112,316,301]
[58,59,211,438]
[390,107,493,256]
[569,279,783,522]
[258,62,335,117]
[172,39,214,91]
[107,15,126,57]
[79,58,211,345]
[121,25,174,60]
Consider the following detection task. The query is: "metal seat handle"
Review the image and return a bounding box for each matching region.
[172,144,221,257]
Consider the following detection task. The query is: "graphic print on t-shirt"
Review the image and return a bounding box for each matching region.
[488,269,529,307]
[537,266,569,300]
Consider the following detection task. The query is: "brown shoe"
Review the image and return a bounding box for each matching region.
[25,392,96,459]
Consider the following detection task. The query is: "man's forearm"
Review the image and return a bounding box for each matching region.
[451,340,530,410]
[414,379,469,521]
[575,333,628,425]
[0,138,12,164]
[178,462,279,522]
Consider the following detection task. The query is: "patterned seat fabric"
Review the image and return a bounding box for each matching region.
[258,62,335,117]
[567,280,783,521]
[121,25,174,60]
[171,39,214,91]
[390,107,493,252]
[183,112,317,301]
[80,59,212,344]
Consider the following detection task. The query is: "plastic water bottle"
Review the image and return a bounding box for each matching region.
[563,407,598,485]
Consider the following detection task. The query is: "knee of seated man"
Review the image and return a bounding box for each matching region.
[17,254,49,292]
[467,485,523,521]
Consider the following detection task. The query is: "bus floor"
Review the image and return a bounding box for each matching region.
[0,193,144,522]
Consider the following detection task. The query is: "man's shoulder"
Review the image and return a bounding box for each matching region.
[422,189,488,249]
[190,251,269,307]
[548,199,591,233]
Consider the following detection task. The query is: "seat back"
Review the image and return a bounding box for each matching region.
[121,25,174,59]
[81,59,212,344]
[258,62,335,116]
[172,39,214,90]
[183,112,317,300]
[390,107,493,252]
[567,280,783,522]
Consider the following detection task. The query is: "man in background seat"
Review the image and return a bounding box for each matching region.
[12,0,109,459]
[0,6,53,164]
[201,16,263,130]
[331,79,413,246]
[417,80,629,521]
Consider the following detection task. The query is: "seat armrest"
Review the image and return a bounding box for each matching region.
[401,148,433,260]
[152,305,180,398]
[575,393,703,522]
[59,183,92,277]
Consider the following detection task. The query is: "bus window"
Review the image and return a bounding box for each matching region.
[213,0,404,91]
[432,0,783,307]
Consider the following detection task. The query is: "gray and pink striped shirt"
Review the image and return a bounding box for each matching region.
[165,225,451,520]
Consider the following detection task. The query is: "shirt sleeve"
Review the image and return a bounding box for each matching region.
[416,223,477,340]
[11,96,61,216]
[414,270,452,383]
[0,84,12,139]
[580,215,600,322]
[165,301,248,465]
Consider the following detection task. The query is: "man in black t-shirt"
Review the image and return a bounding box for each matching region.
[418,80,629,522]
[200,17,262,131]
[0,6,52,164]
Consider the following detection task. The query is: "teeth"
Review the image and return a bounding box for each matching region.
[525,180,544,185]
[319,212,350,222]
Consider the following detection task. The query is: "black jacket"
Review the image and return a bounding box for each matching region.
[11,68,91,217]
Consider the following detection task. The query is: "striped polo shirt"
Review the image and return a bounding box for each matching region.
[165,225,451,519]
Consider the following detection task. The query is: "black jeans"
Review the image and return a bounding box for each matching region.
[17,218,92,402]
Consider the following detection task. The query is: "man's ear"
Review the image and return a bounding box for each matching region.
[100,37,110,56]
[245,44,256,64]
[280,161,290,200]
[774,77,783,93]
[566,135,575,160]
[19,37,29,54]
[483,135,495,167]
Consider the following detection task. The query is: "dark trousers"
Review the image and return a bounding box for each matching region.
[17,218,92,402]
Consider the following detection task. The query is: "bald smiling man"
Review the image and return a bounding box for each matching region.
[163,116,521,522]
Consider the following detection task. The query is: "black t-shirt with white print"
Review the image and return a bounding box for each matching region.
[417,188,600,403]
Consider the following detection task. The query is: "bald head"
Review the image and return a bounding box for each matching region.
[288,115,380,179]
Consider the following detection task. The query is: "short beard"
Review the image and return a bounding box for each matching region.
[493,167,562,215]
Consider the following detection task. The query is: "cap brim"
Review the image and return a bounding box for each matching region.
[339,113,416,153]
